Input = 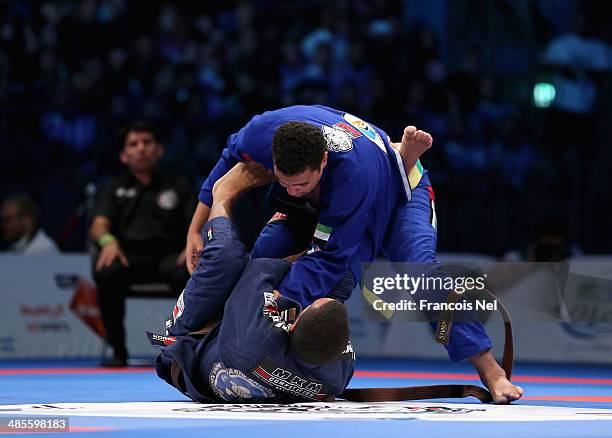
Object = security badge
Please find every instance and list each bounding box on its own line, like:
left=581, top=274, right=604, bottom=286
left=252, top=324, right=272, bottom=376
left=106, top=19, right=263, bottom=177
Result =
left=157, top=189, right=178, bottom=210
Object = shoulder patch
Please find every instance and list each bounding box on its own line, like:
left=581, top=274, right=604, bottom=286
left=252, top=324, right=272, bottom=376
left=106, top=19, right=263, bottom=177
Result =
left=321, top=125, right=353, bottom=152
left=342, top=113, right=387, bottom=154
left=210, top=362, right=275, bottom=402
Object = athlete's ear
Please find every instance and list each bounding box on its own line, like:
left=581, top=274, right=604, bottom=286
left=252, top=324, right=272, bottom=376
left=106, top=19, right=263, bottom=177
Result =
left=321, top=151, right=328, bottom=170
left=290, top=307, right=306, bottom=332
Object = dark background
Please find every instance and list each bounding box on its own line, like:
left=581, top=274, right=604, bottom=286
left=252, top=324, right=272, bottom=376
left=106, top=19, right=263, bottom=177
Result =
left=1, top=0, right=610, bottom=256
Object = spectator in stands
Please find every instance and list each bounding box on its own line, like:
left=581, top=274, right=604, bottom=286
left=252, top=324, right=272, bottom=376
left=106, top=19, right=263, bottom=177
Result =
left=502, top=218, right=581, bottom=262
left=90, top=121, right=195, bottom=367
left=1, top=193, right=60, bottom=254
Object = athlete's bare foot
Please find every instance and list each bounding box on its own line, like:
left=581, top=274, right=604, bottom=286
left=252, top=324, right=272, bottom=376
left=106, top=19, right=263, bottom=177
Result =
left=483, top=373, right=524, bottom=404
left=469, top=350, right=524, bottom=404
left=212, top=162, right=275, bottom=202
left=392, top=126, right=433, bottom=172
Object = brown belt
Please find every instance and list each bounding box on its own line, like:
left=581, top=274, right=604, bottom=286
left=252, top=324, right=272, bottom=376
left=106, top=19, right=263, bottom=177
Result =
left=339, top=287, right=513, bottom=403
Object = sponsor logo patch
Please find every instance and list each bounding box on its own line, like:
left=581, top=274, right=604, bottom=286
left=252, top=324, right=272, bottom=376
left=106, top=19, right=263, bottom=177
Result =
left=342, top=113, right=387, bottom=154
left=252, top=358, right=332, bottom=401
left=172, top=292, right=185, bottom=322
left=146, top=331, right=177, bottom=347
left=321, top=125, right=353, bottom=152
left=333, top=122, right=363, bottom=139
left=262, top=292, right=292, bottom=333
left=210, top=362, right=275, bottom=402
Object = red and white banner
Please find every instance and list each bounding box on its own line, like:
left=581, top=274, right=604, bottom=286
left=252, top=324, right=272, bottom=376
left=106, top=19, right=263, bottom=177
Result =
left=0, top=254, right=173, bottom=358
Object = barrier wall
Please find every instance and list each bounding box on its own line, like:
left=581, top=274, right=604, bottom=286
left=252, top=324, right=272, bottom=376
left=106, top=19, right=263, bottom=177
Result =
left=0, top=254, right=173, bottom=359
left=347, top=254, right=612, bottom=364
left=1, top=253, right=611, bottom=364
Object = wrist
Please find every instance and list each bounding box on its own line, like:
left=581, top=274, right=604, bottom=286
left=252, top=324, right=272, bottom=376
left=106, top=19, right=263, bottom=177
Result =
left=98, top=232, right=117, bottom=248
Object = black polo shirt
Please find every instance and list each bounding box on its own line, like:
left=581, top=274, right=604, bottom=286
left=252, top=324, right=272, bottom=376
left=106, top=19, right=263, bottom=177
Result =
left=93, top=170, right=196, bottom=256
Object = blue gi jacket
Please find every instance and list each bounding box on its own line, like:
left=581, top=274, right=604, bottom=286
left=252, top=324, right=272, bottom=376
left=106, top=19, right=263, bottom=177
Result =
left=199, top=105, right=412, bottom=306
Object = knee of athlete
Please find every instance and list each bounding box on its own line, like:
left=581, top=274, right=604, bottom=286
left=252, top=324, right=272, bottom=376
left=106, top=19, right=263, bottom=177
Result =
left=200, top=242, right=248, bottom=274
left=251, top=222, right=296, bottom=259
left=289, top=298, right=349, bottom=365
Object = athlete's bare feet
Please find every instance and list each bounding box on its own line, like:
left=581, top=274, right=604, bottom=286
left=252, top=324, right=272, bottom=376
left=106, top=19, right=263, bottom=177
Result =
left=483, top=373, right=524, bottom=404
left=212, top=162, right=275, bottom=202
left=392, top=126, right=433, bottom=172
left=469, top=350, right=524, bottom=404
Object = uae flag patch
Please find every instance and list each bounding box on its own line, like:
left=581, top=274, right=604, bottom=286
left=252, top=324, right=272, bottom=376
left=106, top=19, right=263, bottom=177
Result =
left=313, top=223, right=332, bottom=245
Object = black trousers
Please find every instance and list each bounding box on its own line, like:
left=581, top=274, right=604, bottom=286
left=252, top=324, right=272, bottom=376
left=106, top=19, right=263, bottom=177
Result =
left=93, top=252, right=189, bottom=357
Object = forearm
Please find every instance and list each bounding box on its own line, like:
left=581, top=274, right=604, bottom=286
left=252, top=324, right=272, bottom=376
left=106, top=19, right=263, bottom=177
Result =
left=278, top=254, right=350, bottom=306
left=188, top=201, right=211, bottom=235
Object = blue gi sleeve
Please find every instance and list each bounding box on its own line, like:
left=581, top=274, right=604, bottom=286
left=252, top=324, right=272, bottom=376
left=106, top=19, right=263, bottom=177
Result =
left=198, top=135, right=242, bottom=206
left=167, top=217, right=248, bottom=336
left=277, top=168, right=374, bottom=306
left=198, top=114, right=276, bottom=206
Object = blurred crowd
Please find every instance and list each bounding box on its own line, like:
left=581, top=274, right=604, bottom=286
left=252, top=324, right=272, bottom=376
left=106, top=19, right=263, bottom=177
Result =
left=1, top=0, right=611, bottom=256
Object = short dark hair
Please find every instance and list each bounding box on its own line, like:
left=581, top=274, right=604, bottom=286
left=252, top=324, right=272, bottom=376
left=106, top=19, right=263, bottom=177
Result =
left=118, top=120, right=160, bottom=145
left=272, top=121, right=326, bottom=175
left=290, top=299, right=349, bottom=365
left=3, top=193, right=39, bottom=223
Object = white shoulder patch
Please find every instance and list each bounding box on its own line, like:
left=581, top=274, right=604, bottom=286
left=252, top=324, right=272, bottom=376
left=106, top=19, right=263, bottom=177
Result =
left=321, top=125, right=353, bottom=152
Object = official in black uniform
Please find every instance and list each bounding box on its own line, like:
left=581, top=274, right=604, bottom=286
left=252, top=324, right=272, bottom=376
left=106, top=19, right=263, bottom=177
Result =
left=90, top=121, right=195, bottom=366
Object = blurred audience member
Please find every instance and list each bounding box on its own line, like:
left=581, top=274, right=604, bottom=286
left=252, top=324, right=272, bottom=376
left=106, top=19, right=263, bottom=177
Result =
left=0, top=0, right=609, bottom=255
left=502, top=218, right=582, bottom=262
left=1, top=193, right=59, bottom=254
left=90, top=121, right=195, bottom=367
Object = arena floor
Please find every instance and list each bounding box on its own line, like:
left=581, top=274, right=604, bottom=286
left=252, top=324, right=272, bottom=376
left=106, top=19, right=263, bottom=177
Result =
left=1, top=358, right=611, bottom=437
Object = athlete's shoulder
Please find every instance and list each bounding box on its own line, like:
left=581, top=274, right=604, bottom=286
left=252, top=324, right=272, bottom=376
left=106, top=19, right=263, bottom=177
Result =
left=256, top=105, right=347, bottom=123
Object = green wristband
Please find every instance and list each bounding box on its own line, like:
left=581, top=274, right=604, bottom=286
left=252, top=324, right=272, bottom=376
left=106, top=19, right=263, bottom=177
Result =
left=98, top=233, right=117, bottom=247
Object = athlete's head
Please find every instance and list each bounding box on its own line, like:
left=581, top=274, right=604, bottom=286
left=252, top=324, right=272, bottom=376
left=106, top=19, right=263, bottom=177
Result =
left=119, top=121, right=164, bottom=174
left=272, top=122, right=328, bottom=197
left=289, top=298, right=349, bottom=365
